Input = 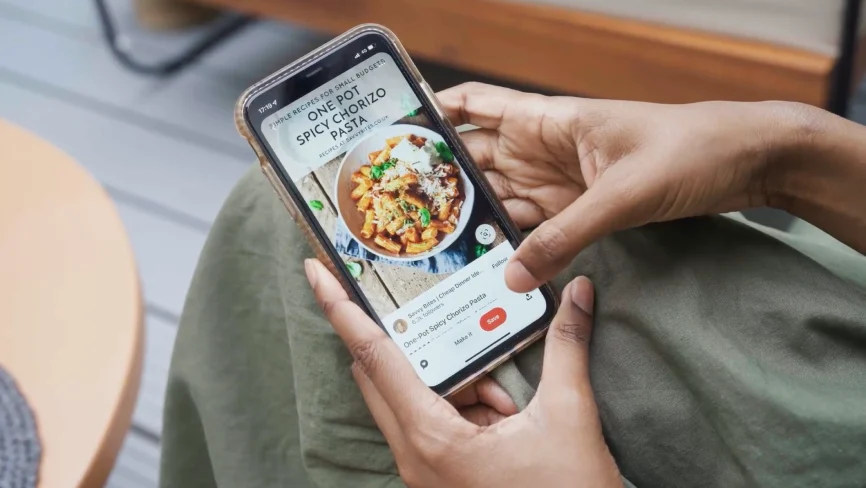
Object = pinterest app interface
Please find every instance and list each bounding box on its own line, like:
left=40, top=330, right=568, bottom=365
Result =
left=259, top=50, right=546, bottom=386
left=381, top=243, right=547, bottom=386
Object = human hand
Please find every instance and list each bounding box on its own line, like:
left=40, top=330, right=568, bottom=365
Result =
left=304, top=258, right=621, bottom=488
left=446, top=374, right=518, bottom=427
left=438, top=83, right=805, bottom=292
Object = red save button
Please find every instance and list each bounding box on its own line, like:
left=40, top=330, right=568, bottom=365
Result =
left=480, top=307, right=507, bottom=331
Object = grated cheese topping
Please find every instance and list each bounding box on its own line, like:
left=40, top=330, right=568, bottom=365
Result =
left=369, top=136, right=458, bottom=224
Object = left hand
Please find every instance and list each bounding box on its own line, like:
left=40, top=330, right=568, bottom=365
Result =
left=304, top=258, right=621, bottom=488
left=437, top=83, right=799, bottom=293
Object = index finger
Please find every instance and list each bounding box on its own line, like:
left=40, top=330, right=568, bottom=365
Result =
left=437, top=82, right=525, bottom=129
left=304, top=259, right=442, bottom=425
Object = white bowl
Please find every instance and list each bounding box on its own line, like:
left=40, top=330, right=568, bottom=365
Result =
left=334, top=124, right=475, bottom=262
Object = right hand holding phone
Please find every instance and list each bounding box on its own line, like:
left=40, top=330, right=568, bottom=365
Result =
left=437, top=83, right=804, bottom=293
left=304, top=258, right=622, bottom=487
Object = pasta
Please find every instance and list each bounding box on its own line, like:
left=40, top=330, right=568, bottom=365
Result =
left=348, top=133, right=463, bottom=256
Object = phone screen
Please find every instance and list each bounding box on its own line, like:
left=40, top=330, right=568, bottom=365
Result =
left=245, top=31, right=554, bottom=392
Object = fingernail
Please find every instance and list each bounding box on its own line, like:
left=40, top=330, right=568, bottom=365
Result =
left=505, top=258, right=538, bottom=292
left=569, top=276, right=594, bottom=315
left=304, top=258, right=317, bottom=287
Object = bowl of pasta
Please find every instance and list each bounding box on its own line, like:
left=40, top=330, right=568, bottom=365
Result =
left=334, top=124, right=475, bottom=261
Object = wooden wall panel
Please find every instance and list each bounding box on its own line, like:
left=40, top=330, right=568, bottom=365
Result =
left=197, top=0, right=835, bottom=106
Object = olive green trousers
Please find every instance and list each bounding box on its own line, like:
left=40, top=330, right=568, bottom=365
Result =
left=160, top=166, right=866, bottom=488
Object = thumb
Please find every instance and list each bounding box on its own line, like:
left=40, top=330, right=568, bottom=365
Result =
left=505, top=181, right=634, bottom=293
left=533, top=276, right=622, bottom=485
left=537, top=276, right=595, bottom=394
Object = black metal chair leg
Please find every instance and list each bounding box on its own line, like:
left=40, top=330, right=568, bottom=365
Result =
left=828, top=0, right=863, bottom=117
left=93, top=0, right=253, bottom=76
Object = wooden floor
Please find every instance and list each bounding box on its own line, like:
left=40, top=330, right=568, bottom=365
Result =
left=0, top=1, right=863, bottom=486
left=0, top=1, right=328, bottom=485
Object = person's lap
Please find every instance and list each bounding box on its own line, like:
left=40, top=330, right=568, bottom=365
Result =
left=160, top=166, right=866, bottom=488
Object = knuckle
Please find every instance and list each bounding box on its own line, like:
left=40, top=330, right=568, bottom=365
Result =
left=577, top=133, right=606, bottom=177
left=553, top=318, right=592, bottom=347
left=349, top=337, right=387, bottom=378
left=531, top=223, right=570, bottom=263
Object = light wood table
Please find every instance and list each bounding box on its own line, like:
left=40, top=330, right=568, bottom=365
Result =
left=0, top=120, right=143, bottom=487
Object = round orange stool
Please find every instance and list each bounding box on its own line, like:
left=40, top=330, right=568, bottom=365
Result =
left=0, top=120, right=143, bottom=487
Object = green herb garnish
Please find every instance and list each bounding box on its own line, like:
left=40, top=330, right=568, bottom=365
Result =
left=398, top=199, right=418, bottom=212
left=474, top=243, right=489, bottom=258
left=434, top=141, right=454, bottom=162
left=370, top=160, right=395, bottom=180
left=345, top=262, right=363, bottom=279
left=419, top=208, right=431, bottom=228
left=308, top=200, right=324, bottom=210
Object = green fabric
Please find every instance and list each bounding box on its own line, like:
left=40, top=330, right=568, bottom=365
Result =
left=725, top=212, right=866, bottom=290
left=160, top=166, right=866, bottom=488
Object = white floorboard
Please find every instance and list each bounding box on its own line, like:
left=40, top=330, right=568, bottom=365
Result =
left=105, top=430, right=161, bottom=488
left=195, top=18, right=325, bottom=78
left=0, top=0, right=249, bottom=73
left=0, top=9, right=254, bottom=154
left=0, top=77, right=248, bottom=225
left=0, top=13, right=157, bottom=106
left=133, top=313, right=178, bottom=437
left=0, top=0, right=97, bottom=32
left=116, top=201, right=207, bottom=316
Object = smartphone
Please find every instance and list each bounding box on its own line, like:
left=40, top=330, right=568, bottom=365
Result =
left=236, top=24, right=557, bottom=396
